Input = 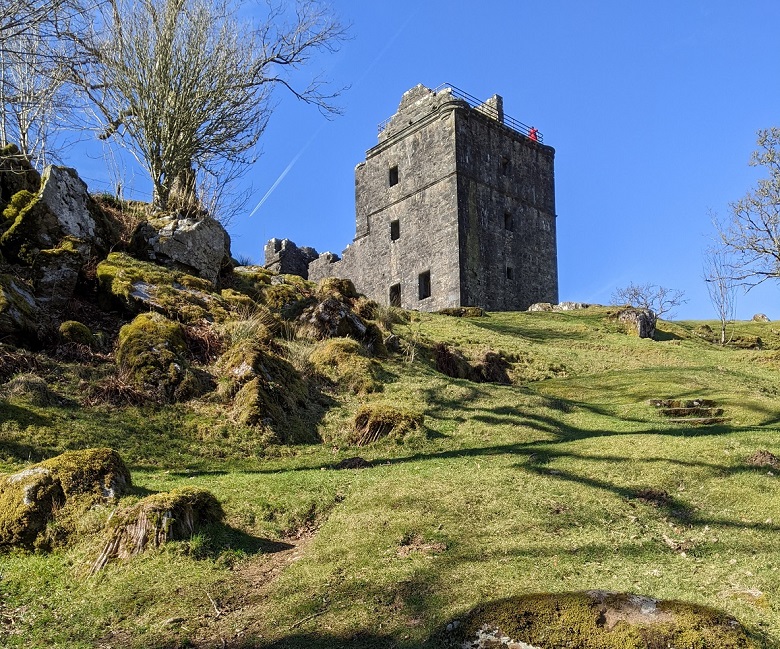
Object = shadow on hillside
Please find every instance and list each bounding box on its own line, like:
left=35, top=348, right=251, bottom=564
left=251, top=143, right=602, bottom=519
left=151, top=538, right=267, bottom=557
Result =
left=215, top=633, right=421, bottom=649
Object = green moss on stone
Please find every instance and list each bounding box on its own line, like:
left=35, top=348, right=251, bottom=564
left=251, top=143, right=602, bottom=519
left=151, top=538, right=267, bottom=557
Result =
left=117, top=312, right=209, bottom=401
left=0, top=448, right=130, bottom=550
left=97, top=252, right=230, bottom=322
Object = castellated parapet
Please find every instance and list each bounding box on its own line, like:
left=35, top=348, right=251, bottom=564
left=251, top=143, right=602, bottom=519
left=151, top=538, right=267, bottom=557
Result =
left=266, top=83, right=558, bottom=311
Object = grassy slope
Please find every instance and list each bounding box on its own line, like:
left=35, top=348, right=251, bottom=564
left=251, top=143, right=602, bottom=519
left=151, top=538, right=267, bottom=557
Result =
left=2, top=308, right=780, bottom=648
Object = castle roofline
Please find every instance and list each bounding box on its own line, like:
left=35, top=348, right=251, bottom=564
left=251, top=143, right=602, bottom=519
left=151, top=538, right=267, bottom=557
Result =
left=377, top=83, right=544, bottom=144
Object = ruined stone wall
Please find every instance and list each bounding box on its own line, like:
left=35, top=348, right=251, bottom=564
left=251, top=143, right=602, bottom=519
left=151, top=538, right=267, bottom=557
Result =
left=455, top=110, right=557, bottom=310
left=263, top=238, right=319, bottom=279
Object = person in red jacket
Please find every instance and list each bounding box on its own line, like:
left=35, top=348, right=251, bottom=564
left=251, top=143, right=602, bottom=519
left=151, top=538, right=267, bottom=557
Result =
left=528, top=126, right=538, bottom=141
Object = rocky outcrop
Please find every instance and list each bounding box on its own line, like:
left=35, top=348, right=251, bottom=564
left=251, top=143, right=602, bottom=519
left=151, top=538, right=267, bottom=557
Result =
left=752, top=313, right=770, bottom=322
left=264, top=238, right=319, bottom=279
left=129, top=213, right=231, bottom=283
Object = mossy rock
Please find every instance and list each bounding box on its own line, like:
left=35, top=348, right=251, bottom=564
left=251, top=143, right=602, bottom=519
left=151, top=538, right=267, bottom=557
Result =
left=230, top=265, right=274, bottom=302
left=351, top=404, right=424, bottom=446
left=436, top=591, right=759, bottom=648
left=0, top=189, right=59, bottom=263
left=438, top=306, right=486, bottom=317
left=0, top=144, right=40, bottom=215
left=0, top=448, right=130, bottom=551
left=316, top=277, right=359, bottom=301
left=117, top=312, right=212, bottom=402
left=59, top=320, right=95, bottom=346
left=309, top=337, right=384, bottom=394
left=0, top=274, right=41, bottom=346
left=97, top=252, right=231, bottom=323
left=93, top=487, right=223, bottom=571
left=217, top=339, right=321, bottom=444
left=262, top=274, right=317, bottom=318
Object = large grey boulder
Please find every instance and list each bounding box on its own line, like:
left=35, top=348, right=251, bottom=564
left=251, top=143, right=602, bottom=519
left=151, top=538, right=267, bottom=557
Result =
left=0, top=165, right=117, bottom=265
left=617, top=307, right=656, bottom=339
left=130, top=214, right=231, bottom=283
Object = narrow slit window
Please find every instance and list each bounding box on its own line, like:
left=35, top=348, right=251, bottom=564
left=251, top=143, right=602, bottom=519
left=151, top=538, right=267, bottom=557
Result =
left=389, top=283, right=401, bottom=307
left=389, top=165, right=399, bottom=187
left=390, top=219, right=400, bottom=241
left=500, top=156, right=510, bottom=175
left=418, top=271, right=431, bottom=300
left=504, top=212, right=514, bottom=232
left=506, top=266, right=514, bottom=280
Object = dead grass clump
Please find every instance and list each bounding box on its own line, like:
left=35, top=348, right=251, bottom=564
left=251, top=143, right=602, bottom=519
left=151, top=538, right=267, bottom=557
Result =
left=434, top=344, right=511, bottom=384
left=183, top=319, right=225, bottom=363
left=92, top=487, right=223, bottom=572
left=3, top=372, right=61, bottom=406
left=82, top=369, right=150, bottom=407
left=92, top=194, right=148, bottom=248
left=0, top=345, right=41, bottom=382
left=746, top=450, right=780, bottom=469
left=633, top=487, right=672, bottom=507
left=316, top=277, right=359, bottom=302
left=351, top=404, right=423, bottom=446
left=437, top=306, right=485, bottom=318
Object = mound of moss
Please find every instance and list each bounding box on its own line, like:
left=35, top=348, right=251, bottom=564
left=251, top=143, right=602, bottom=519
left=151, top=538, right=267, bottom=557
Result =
left=351, top=404, right=424, bottom=446
left=310, top=337, right=383, bottom=394
left=93, top=487, right=223, bottom=571
left=97, top=252, right=231, bottom=323
left=117, top=312, right=212, bottom=402
left=0, top=448, right=130, bottom=550
left=434, top=344, right=511, bottom=384
left=437, top=591, right=759, bottom=648
left=217, top=339, right=322, bottom=444
left=59, top=320, right=95, bottom=347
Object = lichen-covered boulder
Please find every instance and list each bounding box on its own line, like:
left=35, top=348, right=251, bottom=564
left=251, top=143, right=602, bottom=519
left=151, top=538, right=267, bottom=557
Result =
left=617, top=307, right=656, bottom=339
left=752, top=313, right=770, bottom=322
left=97, top=252, right=231, bottom=323
left=129, top=213, right=231, bottom=283
left=437, top=591, right=759, bottom=649
left=0, top=448, right=131, bottom=550
left=0, top=274, right=41, bottom=345
left=117, top=312, right=211, bottom=402
left=0, top=166, right=118, bottom=263
left=92, top=487, right=223, bottom=571
left=527, top=302, right=553, bottom=312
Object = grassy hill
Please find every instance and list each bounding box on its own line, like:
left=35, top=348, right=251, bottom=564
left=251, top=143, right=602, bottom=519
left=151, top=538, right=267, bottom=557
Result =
left=2, top=305, right=780, bottom=648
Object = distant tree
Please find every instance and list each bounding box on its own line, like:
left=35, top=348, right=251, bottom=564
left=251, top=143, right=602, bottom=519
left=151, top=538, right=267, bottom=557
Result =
left=66, top=0, right=346, bottom=213
left=703, top=245, right=737, bottom=345
left=610, top=282, right=687, bottom=319
left=715, top=128, right=780, bottom=286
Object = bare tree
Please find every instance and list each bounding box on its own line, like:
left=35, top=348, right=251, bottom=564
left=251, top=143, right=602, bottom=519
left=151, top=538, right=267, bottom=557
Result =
left=703, top=245, right=737, bottom=345
left=66, top=0, right=346, bottom=213
left=610, top=282, right=687, bottom=319
left=716, top=127, right=780, bottom=286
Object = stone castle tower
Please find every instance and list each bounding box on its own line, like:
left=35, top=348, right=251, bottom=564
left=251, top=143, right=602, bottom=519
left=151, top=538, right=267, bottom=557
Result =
left=265, top=83, right=558, bottom=311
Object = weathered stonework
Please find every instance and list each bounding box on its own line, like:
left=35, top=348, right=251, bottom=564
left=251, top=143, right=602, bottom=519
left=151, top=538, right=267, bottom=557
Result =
left=266, top=84, right=558, bottom=311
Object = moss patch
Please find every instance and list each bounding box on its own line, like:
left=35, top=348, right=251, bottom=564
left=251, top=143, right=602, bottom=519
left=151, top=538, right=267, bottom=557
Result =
left=310, top=337, right=384, bottom=394
left=117, top=312, right=212, bottom=402
left=97, top=252, right=231, bottom=322
left=59, top=320, right=95, bottom=346
left=216, top=339, right=322, bottom=444
left=438, top=591, right=759, bottom=648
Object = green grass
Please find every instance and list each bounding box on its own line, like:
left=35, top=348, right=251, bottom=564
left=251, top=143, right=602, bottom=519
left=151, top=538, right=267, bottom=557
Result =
left=2, top=309, right=780, bottom=647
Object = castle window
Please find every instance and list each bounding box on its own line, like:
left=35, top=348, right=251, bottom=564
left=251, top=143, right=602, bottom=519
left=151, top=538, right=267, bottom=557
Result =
left=501, top=156, right=510, bottom=175
left=389, top=283, right=401, bottom=307
left=506, top=266, right=514, bottom=280
left=418, top=271, right=431, bottom=300
left=389, top=165, right=399, bottom=187
left=504, top=212, right=514, bottom=232
left=390, top=219, right=400, bottom=241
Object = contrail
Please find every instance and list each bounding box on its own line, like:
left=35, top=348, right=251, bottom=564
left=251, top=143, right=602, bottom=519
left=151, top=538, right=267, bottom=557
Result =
left=248, top=7, right=420, bottom=218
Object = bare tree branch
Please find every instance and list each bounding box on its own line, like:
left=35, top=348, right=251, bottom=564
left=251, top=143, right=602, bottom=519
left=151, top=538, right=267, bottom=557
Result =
left=610, top=282, right=687, bottom=320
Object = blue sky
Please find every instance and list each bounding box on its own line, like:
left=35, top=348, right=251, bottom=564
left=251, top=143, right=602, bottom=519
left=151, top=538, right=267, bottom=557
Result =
left=73, top=1, right=780, bottom=320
